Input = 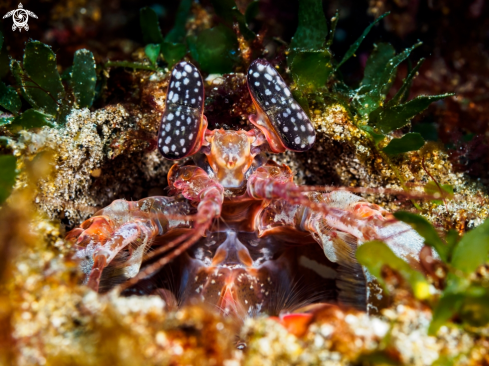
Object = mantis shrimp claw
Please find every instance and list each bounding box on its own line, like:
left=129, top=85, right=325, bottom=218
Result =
left=249, top=161, right=426, bottom=310
left=66, top=197, right=194, bottom=292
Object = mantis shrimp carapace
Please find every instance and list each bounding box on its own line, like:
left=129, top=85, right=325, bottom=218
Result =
left=66, top=60, right=426, bottom=319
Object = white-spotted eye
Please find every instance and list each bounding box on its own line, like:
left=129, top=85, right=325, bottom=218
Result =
left=247, top=59, right=316, bottom=152
left=158, top=61, right=205, bottom=160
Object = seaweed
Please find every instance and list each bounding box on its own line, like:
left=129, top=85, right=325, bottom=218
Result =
left=71, top=49, right=97, bottom=109
left=210, top=0, right=256, bottom=41
left=113, top=0, right=453, bottom=160
left=280, top=1, right=454, bottom=156
left=2, top=41, right=97, bottom=130
left=358, top=212, right=489, bottom=336
left=22, top=41, right=65, bottom=116
left=0, top=81, right=21, bottom=115
left=9, top=109, right=55, bottom=131
left=382, top=132, right=425, bottom=155
left=357, top=240, right=431, bottom=300
left=188, top=25, right=239, bottom=74
left=0, top=40, right=98, bottom=207
left=139, top=5, right=190, bottom=70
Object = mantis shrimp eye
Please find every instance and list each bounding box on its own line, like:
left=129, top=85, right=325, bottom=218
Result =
left=158, top=61, right=207, bottom=160
left=247, top=59, right=316, bottom=152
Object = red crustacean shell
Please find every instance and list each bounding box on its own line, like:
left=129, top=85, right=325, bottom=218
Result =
left=67, top=60, right=427, bottom=322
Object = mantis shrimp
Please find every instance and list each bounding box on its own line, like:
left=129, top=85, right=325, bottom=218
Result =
left=66, top=59, right=426, bottom=319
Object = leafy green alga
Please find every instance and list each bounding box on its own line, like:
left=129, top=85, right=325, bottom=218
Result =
left=72, top=49, right=97, bottom=108
left=369, top=94, right=454, bottom=134
left=372, top=211, right=489, bottom=335
left=382, top=133, right=425, bottom=155
left=357, top=240, right=431, bottom=300
left=188, top=25, right=239, bottom=74
left=9, top=109, right=55, bottom=131
left=22, top=41, right=65, bottom=116
left=0, top=81, right=21, bottom=115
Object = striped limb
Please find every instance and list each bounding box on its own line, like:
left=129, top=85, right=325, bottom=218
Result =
left=249, top=162, right=425, bottom=311
left=117, top=165, right=224, bottom=292
left=67, top=165, right=224, bottom=293
left=66, top=196, right=194, bottom=292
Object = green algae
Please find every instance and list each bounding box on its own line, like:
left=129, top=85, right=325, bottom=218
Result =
left=0, top=81, right=21, bottom=115
left=357, top=240, right=431, bottom=300
left=23, top=41, right=65, bottom=116
left=71, top=49, right=97, bottom=109
left=365, top=211, right=489, bottom=335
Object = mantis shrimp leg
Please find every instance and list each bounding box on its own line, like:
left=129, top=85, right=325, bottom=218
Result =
left=67, top=165, right=224, bottom=292
left=118, top=165, right=224, bottom=291
left=66, top=196, right=195, bottom=291
left=249, top=161, right=425, bottom=311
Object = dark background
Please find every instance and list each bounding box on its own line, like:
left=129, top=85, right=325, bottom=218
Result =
left=1, top=0, right=488, bottom=183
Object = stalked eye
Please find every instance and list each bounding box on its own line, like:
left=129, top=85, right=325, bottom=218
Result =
left=247, top=59, right=316, bottom=152
left=158, top=61, right=206, bottom=160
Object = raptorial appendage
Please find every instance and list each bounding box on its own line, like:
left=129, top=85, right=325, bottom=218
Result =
left=66, top=196, right=194, bottom=292
left=248, top=161, right=425, bottom=310
left=66, top=59, right=427, bottom=317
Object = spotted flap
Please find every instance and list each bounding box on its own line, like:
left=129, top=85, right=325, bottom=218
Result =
left=158, top=61, right=206, bottom=160
left=247, top=59, right=316, bottom=152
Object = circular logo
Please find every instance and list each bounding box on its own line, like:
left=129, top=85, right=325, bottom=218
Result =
left=3, top=3, right=38, bottom=32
